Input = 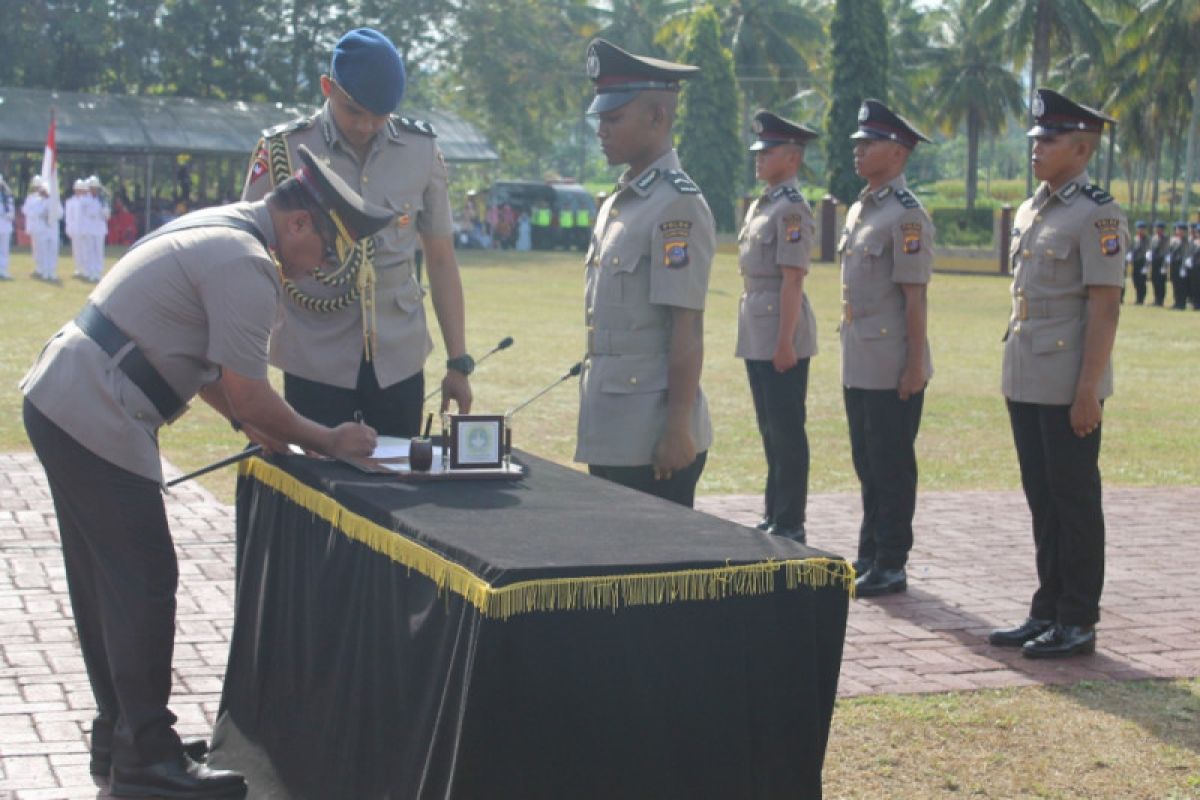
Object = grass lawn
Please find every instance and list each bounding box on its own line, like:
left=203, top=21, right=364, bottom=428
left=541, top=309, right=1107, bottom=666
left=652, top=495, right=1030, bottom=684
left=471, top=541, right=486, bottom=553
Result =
left=2, top=246, right=1198, bottom=797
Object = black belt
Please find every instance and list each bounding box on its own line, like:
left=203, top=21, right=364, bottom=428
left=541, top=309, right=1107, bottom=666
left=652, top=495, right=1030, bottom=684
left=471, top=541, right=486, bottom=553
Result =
left=75, top=303, right=185, bottom=421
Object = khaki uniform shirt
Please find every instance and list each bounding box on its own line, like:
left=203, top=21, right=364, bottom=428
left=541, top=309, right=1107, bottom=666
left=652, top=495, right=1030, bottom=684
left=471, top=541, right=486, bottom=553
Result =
left=574, top=150, right=715, bottom=466
left=838, top=175, right=934, bottom=390
left=1003, top=171, right=1128, bottom=405
left=242, top=104, right=454, bottom=389
left=21, top=203, right=280, bottom=482
left=735, top=178, right=818, bottom=361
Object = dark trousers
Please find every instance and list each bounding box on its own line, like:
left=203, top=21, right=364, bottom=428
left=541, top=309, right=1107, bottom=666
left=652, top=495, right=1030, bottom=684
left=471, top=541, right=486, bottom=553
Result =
left=745, top=358, right=810, bottom=530
left=1006, top=400, right=1105, bottom=626
left=843, top=387, right=924, bottom=570
left=1131, top=263, right=1147, bottom=304
left=1191, top=262, right=1200, bottom=310
left=1151, top=261, right=1168, bottom=305
left=1170, top=265, right=1189, bottom=309
left=588, top=451, right=707, bottom=508
left=23, top=399, right=183, bottom=767
left=285, top=356, right=424, bottom=437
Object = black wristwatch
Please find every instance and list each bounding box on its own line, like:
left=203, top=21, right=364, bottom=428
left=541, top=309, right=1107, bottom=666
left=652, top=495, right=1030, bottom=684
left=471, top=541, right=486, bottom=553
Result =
left=446, top=354, right=475, bottom=376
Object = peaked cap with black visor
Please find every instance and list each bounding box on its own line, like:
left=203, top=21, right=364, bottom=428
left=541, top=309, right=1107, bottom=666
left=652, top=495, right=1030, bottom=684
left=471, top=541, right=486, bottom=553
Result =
left=1026, top=88, right=1115, bottom=138
left=749, top=109, right=819, bottom=151
left=292, top=144, right=393, bottom=251
left=586, top=38, right=699, bottom=115
left=850, top=99, right=930, bottom=149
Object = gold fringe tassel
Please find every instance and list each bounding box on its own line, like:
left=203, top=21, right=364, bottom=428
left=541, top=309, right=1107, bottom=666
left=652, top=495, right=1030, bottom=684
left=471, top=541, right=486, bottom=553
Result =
left=240, top=458, right=855, bottom=620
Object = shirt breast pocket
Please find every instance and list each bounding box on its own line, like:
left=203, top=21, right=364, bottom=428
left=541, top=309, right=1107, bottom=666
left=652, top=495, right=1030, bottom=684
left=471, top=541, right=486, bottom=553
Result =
left=378, top=191, right=424, bottom=252
left=1037, top=235, right=1078, bottom=285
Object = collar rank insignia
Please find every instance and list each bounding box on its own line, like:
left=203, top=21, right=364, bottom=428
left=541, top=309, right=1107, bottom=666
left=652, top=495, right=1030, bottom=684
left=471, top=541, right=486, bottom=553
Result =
left=875, top=185, right=892, bottom=201
left=660, top=220, right=692, bottom=268
left=1095, top=218, right=1121, bottom=256
left=665, top=170, right=700, bottom=194
left=635, top=169, right=660, bottom=192
left=1060, top=182, right=1080, bottom=201
left=1081, top=184, right=1113, bottom=205
left=894, top=188, right=919, bottom=209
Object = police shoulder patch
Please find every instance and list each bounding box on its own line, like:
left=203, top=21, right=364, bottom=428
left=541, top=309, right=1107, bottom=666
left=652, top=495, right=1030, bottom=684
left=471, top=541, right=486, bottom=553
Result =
left=1080, top=183, right=1113, bottom=205
left=390, top=115, right=438, bottom=138
left=262, top=114, right=315, bottom=139
left=664, top=170, right=701, bottom=194
left=894, top=188, right=920, bottom=209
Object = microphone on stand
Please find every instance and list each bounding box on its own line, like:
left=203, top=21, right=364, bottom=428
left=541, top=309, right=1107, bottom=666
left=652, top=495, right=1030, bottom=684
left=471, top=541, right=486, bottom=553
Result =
left=502, top=362, right=582, bottom=463
left=424, top=335, right=515, bottom=403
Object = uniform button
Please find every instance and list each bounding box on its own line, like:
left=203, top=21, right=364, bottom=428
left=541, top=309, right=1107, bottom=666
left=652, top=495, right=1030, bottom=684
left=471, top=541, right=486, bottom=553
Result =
left=1046, top=248, right=1055, bottom=257
left=610, top=208, right=619, bottom=218
left=766, top=305, right=773, bottom=312
left=1034, top=215, right=1042, bottom=223
left=630, top=376, right=638, bottom=385
left=1016, top=287, right=1025, bottom=296
left=1023, top=249, right=1032, bottom=258
left=135, top=411, right=146, bottom=420
left=611, top=256, right=619, bottom=266
left=842, top=284, right=848, bottom=290
left=880, top=328, right=888, bottom=335
left=1013, top=324, right=1022, bottom=334
left=362, top=175, right=369, bottom=184
left=1056, top=339, right=1065, bottom=348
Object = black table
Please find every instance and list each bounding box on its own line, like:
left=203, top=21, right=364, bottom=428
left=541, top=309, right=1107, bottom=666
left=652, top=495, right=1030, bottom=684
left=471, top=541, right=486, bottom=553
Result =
left=211, top=452, right=850, bottom=799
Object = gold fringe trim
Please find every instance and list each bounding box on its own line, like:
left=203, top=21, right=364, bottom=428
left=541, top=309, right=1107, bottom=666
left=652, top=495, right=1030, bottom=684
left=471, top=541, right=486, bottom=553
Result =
left=240, top=457, right=855, bottom=620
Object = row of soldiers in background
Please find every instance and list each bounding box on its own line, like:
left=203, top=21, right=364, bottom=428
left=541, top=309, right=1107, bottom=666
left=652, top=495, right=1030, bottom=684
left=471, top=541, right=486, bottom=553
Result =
left=65, top=177, right=111, bottom=283
left=1128, top=220, right=1200, bottom=310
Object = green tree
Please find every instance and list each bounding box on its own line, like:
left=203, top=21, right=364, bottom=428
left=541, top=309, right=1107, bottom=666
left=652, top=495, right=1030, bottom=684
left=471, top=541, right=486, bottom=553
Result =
left=928, top=0, right=1024, bottom=209
left=978, top=0, right=1118, bottom=194
left=677, top=6, right=742, bottom=231
left=826, top=0, right=888, bottom=203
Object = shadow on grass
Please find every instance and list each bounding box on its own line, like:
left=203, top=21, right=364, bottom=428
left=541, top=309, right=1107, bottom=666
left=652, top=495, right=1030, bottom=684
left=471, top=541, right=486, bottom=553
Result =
left=1050, top=678, right=1200, bottom=757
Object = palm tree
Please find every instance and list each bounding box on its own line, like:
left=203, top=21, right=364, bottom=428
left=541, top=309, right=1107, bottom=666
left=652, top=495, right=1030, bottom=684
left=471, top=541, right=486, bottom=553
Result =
left=978, top=0, right=1119, bottom=193
left=928, top=0, right=1024, bottom=209
left=1112, top=0, right=1200, bottom=222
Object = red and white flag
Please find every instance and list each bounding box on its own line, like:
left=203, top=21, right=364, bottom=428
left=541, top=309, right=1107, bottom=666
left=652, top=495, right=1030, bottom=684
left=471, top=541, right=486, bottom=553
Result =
left=40, top=111, right=63, bottom=221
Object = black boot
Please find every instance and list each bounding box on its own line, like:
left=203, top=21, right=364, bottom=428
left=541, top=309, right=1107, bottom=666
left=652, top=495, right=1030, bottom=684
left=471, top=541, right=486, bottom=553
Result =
left=1022, top=624, right=1096, bottom=659
left=110, top=753, right=246, bottom=798
left=987, top=617, right=1053, bottom=647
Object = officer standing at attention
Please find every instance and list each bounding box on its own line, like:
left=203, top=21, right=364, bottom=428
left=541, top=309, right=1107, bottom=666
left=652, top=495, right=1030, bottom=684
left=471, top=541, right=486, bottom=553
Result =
left=1166, top=221, right=1189, bottom=309
left=1148, top=220, right=1168, bottom=306
left=65, top=178, right=87, bottom=279
left=1127, top=221, right=1149, bottom=304
left=988, top=89, right=1127, bottom=659
left=576, top=38, right=716, bottom=508
left=24, top=175, right=61, bottom=283
left=243, top=28, right=472, bottom=436
left=737, top=110, right=820, bottom=543
left=22, top=146, right=387, bottom=797
left=839, top=99, right=934, bottom=597
left=0, top=174, right=13, bottom=280
left=1189, top=223, right=1200, bottom=311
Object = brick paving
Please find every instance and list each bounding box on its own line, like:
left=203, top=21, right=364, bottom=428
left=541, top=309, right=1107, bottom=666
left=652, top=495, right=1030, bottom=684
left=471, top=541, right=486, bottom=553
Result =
left=2, top=449, right=1198, bottom=798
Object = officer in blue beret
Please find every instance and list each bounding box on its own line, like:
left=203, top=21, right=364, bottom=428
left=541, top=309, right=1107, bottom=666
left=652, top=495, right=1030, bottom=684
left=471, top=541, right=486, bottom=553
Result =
left=1167, top=221, right=1190, bottom=309
left=1148, top=220, right=1168, bottom=305
left=243, top=27, right=473, bottom=439
left=990, top=88, right=1128, bottom=659
left=839, top=99, right=935, bottom=597
left=1128, top=221, right=1149, bottom=304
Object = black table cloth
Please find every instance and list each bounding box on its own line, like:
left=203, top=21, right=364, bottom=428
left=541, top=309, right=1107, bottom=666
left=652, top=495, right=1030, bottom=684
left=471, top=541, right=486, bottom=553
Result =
left=211, top=452, right=850, bottom=800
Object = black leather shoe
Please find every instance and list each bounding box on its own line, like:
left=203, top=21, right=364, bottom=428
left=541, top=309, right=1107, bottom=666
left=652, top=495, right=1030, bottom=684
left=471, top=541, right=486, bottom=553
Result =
left=754, top=517, right=772, bottom=532
left=988, top=617, right=1054, bottom=647
left=851, top=559, right=872, bottom=577
left=91, top=738, right=209, bottom=778
left=110, top=754, right=245, bottom=798
left=1022, top=623, right=1096, bottom=659
left=855, top=567, right=907, bottom=597
left=768, top=524, right=806, bottom=544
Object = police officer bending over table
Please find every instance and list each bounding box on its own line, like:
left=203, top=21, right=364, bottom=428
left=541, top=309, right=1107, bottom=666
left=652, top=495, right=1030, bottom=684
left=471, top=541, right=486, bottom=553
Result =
left=839, top=100, right=935, bottom=598
left=575, top=38, right=716, bottom=508
left=21, top=146, right=387, bottom=798
left=989, top=89, right=1128, bottom=659
left=738, top=110, right=820, bottom=543
left=243, top=28, right=472, bottom=436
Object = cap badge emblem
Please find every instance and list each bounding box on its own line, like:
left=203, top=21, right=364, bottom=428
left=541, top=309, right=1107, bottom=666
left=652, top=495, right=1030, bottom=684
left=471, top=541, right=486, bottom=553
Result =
left=586, top=49, right=600, bottom=79
left=858, top=104, right=869, bottom=122
left=1032, top=95, right=1045, bottom=118
left=752, top=119, right=763, bottom=134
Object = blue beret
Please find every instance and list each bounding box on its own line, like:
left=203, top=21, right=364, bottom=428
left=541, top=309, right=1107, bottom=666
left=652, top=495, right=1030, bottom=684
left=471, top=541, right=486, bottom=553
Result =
left=330, top=28, right=405, bottom=115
